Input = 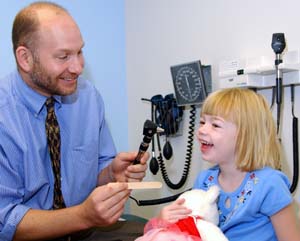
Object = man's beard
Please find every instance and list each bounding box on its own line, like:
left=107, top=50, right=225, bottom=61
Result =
left=29, top=59, right=77, bottom=96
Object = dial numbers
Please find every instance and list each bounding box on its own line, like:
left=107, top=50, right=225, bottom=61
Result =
left=171, top=61, right=207, bottom=106
left=175, top=66, right=202, bottom=102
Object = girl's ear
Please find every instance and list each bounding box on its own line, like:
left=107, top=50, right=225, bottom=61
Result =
left=15, top=46, right=34, bottom=72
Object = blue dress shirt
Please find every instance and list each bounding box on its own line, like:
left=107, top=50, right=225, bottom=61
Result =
left=0, top=70, right=116, bottom=240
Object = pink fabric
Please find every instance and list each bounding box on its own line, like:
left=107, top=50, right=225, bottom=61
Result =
left=135, top=218, right=202, bottom=241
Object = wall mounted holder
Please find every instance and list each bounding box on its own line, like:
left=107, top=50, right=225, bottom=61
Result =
left=219, top=50, right=300, bottom=89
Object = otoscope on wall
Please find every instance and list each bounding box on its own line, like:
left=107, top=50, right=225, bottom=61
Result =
left=271, top=33, right=299, bottom=193
left=271, top=33, right=286, bottom=133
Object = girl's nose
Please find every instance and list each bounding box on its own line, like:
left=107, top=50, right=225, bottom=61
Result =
left=197, top=123, right=209, bottom=136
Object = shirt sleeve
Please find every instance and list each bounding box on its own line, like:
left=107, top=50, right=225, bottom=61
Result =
left=0, top=143, right=29, bottom=241
left=94, top=89, right=117, bottom=173
left=97, top=117, right=116, bottom=171
left=259, top=170, right=292, bottom=217
left=0, top=205, right=30, bottom=241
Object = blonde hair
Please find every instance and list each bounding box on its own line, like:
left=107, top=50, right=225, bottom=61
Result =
left=201, top=88, right=281, bottom=171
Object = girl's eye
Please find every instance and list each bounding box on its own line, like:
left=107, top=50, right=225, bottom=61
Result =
left=212, top=123, right=221, bottom=128
left=199, top=120, right=205, bottom=126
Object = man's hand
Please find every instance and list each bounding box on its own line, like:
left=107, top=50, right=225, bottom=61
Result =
left=79, top=182, right=130, bottom=227
left=112, top=151, right=149, bottom=182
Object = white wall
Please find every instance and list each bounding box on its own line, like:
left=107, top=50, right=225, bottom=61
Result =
left=125, top=0, right=300, bottom=219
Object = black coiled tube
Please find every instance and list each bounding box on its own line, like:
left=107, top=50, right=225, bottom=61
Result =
left=157, top=105, right=196, bottom=189
left=129, top=188, right=192, bottom=206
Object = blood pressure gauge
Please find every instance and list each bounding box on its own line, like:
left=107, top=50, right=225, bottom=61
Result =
left=170, top=61, right=207, bottom=106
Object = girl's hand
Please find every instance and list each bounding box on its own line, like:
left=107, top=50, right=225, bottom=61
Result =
left=158, top=198, right=192, bottom=223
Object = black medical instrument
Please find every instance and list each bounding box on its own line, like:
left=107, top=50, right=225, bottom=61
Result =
left=163, top=139, right=173, bottom=160
left=157, top=99, right=195, bottom=189
left=131, top=61, right=210, bottom=206
left=142, top=94, right=194, bottom=190
left=155, top=94, right=175, bottom=160
left=156, top=104, right=195, bottom=190
left=130, top=188, right=192, bottom=206
left=162, top=95, right=174, bottom=160
left=154, top=61, right=210, bottom=189
left=129, top=98, right=195, bottom=204
left=270, top=86, right=276, bottom=110
left=141, top=95, right=187, bottom=181
left=129, top=116, right=191, bottom=206
left=270, top=34, right=299, bottom=193
left=289, top=85, right=299, bottom=193
left=133, top=119, right=164, bottom=165
left=151, top=60, right=212, bottom=189
left=271, top=33, right=286, bottom=133
left=149, top=101, right=159, bottom=174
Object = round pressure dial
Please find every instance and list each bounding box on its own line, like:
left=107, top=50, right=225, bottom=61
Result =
left=171, top=61, right=206, bottom=106
left=175, top=66, right=202, bottom=102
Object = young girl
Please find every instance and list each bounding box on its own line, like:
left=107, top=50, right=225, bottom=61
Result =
left=145, top=88, right=300, bottom=241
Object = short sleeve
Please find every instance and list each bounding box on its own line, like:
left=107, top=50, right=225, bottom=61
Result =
left=260, top=170, right=292, bottom=216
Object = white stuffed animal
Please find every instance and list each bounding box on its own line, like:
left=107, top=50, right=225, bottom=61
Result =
left=135, top=185, right=228, bottom=241
left=179, top=186, right=228, bottom=241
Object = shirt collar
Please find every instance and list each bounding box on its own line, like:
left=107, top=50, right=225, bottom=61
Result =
left=13, top=70, right=62, bottom=116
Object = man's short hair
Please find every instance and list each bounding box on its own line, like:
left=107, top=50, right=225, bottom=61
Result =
left=12, top=1, right=68, bottom=55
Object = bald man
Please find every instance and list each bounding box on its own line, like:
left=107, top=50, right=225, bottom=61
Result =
left=0, top=2, right=148, bottom=240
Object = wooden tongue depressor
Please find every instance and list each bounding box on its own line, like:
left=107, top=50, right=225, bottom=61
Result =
left=127, top=181, right=162, bottom=189
left=108, top=181, right=162, bottom=190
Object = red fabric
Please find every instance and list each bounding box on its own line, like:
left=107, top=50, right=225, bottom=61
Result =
left=175, top=216, right=201, bottom=238
left=139, top=217, right=202, bottom=241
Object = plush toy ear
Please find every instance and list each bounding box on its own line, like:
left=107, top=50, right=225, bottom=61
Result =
left=206, top=185, right=220, bottom=204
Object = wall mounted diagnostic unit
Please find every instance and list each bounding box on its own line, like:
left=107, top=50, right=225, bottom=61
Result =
left=218, top=50, right=300, bottom=89
left=148, top=60, right=211, bottom=190
left=130, top=61, right=212, bottom=206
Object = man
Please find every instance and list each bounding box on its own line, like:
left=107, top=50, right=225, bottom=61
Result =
left=0, top=2, right=148, bottom=240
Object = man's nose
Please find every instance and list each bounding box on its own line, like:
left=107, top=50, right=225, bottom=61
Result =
left=69, top=56, right=84, bottom=74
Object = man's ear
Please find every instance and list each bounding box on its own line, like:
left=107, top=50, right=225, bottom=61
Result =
left=15, top=46, right=34, bottom=72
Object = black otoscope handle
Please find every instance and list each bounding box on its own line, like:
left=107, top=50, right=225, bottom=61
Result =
left=133, top=135, right=152, bottom=165
left=132, top=119, right=162, bottom=165
left=275, top=58, right=283, bottom=105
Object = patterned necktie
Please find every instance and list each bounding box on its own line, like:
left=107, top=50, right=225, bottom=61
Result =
left=45, top=97, right=66, bottom=209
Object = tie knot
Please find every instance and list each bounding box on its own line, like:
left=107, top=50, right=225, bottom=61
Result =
left=45, top=97, right=55, bottom=111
